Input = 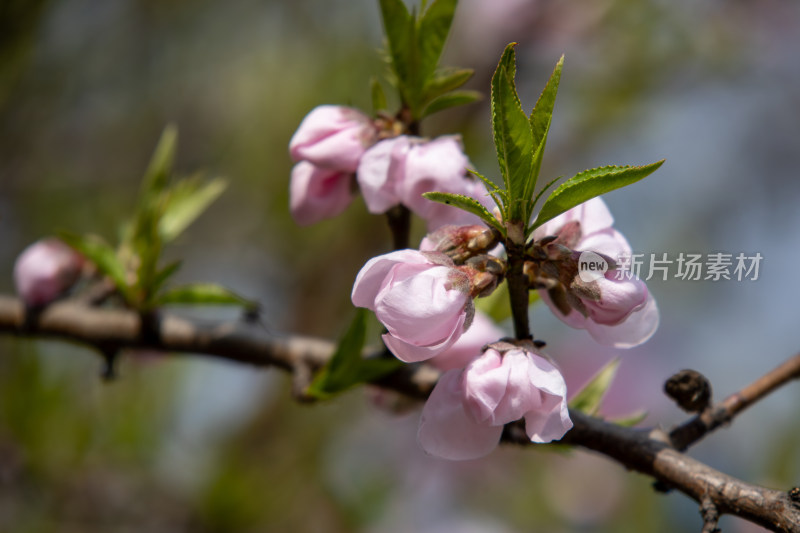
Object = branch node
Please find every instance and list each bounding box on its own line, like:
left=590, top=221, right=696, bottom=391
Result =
left=291, top=361, right=316, bottom=403
left=789, top=487, right=800, bottom=508
left=700, top=494, right=720, bottom=533
left=665, top=369, right=712, bottom=413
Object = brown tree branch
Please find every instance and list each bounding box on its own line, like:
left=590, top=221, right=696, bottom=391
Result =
left=669, top=354, right=800, bottom=451
left=1, top=294, right=799, bottom=531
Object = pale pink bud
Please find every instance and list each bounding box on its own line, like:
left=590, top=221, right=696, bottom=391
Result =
left=398, top=136, right=490, bottom=230
left=429, top=311, right=505, bottom=371
left=418, top=347, right=572, bottom=460
left=289, top=162, right=355, bottom=226
left=356, top=135, right=492, bottom=230
left=356, top=135, right=410, bottom=214
left=289, top=105, right=377, bottom=172
left=14, top=238, right=83, bottom=307
left=352, top=249, right=473, bottom=363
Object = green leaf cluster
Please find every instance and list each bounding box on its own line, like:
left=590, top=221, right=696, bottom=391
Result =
left=423, top=44, right=663, bottom=242
left=377, top=0, right=480, bottom=120
left=60, top=126, right=255, bottom=312
left=306, top=309, right=403, bottom=400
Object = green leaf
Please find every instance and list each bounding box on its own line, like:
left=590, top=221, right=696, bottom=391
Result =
left=307, top=309, right=402, bottom=400
left=532, top=161, right=665, bottom=230
left=371, top=77, right=388, bottom=113
left=128, top=125, right=180, bottom=303
left=422, top=191, right=504, bottom=234
left=156, top=282, right=256, bottom=310
left=491, top=43, right=534, bottom=221
left=159, top=176, right=227, bottom=242
left=150, top=260, right=182, bottom=298
left=531, top=175, right=562, bottom=211
left=422, top=67, right=474, bottom=101
left=379, top=0, right=415, bottom=96
left=141, top=124, right=178, bottom=202
left=528, top=56, right=563, bottom=189
left=469, top=169, right=507, bottom=212
left=569, top=358, right=620, bottom=416
left=59, top=232, right=133, bottom=303
left=417, top=0, right=457, bottom=82
left=421, top=90, right=481, bottom=118
left=611, top=411, right=648, bottom=427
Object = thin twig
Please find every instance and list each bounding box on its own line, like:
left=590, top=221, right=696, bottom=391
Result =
left=670, top=354, right=800, bottom=451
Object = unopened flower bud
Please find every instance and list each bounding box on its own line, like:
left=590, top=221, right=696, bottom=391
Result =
left=421, top=225, right=498, bottom=263
left=14, top=238, right=84, bottom=307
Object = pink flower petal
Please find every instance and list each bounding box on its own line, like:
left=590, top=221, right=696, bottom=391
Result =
left=430, top=312, right=504, bottom=371
left=351, top=250, right=432, bottom=309
left=289, top=105, right=375, bottom=172
left=375, top=265, right=468, bottom=345
left=417, top=370, right=504, bottom=460
left=289, top=162, right=354, bottom=226
left=584, top=291, right=659, bottom=348
left=357, top=137, right=410, bottom=213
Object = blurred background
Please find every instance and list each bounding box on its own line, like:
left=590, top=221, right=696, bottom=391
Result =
left=1, top=0, right=799, bottom=531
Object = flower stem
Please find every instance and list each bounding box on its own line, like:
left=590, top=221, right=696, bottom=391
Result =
left=386, top=205, right=411, bottom=250
left=505, top=243, right=531, bottom=340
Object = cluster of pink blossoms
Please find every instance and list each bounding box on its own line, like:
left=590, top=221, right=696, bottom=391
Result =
left=290, top=104, right=658, bottom=461
left=289, top=105, right=490, bottom=229
left=349, top=198, right=658, bottom=460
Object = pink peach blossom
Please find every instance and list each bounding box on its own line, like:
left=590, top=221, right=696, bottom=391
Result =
left=14, top=238, right=84, bottom=307
left=430, top=311, right=505, bottom=371
left=418, top=346, right=572, bottom=460
left=289, top=105, right=376, bottom=172
left=357, top=135, right=491, bottom=230
left=352, top=249, right=473, bottom=363
left=533, top=197, right=658, bottom=348
left=289, top=162, right=355, bottom=226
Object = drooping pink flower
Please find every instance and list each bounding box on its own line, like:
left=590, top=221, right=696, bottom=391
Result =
left=352, top=249, right=473, bottom=363
left=356, top=135, right=491, bottom=230
left=289, top=162, right=355, bottom=226
left=418, top=346, right=572, bottom=460
left=289, top=105, right=377, bottom=172
left=429, top=311, right=505, bottom=371
left=532, top=197, right=658, bottom=348
left=14, top=238, right=84, bottom=307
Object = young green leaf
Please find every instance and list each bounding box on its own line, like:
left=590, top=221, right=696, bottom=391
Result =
left=532, top=160, right=665, bottom=230
left=417, top=0, right=458, bottom=82
left=611, top=410, right=648, bottom=427
left=307, top=309, right=401, bottom=400
left=156, top=282, right=256, bottom=310
left=569, top=358, right=620, bottom=416
left=378, top=0, right=415, bottom=95
left=140, top=124, right=178, bottom=201
left=59, top=232, right=133, bottom=303
left=422, top=191, right=504, bottom=234
left=150, top=260, right=182, bottom=299
left=468, top=169, right=506, bottom=212
left=371, top=77, right=388, bottom=113
left=159, top=177, right=227, bottom=243
left=491, top=43, right=534, bottom=221
left=528, top=56, right=563, bottom=187
left=421, top=90, right=481, bottom=118
left=422, top=67, right=474, bottom=101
